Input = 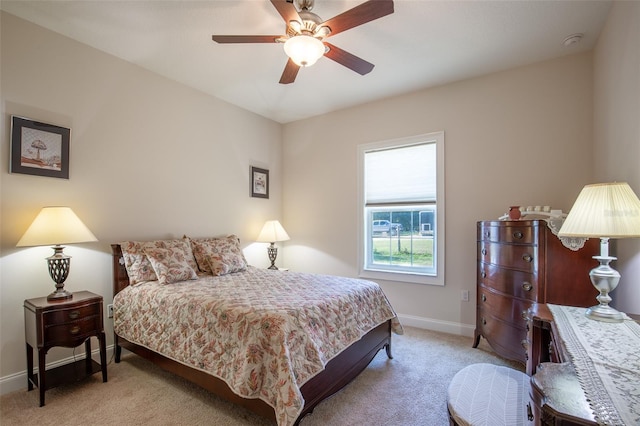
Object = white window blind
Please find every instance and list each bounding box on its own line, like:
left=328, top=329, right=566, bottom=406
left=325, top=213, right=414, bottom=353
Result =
left=365, top=143, right=436, bottom=205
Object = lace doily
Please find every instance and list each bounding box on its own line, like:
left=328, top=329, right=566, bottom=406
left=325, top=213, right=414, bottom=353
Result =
left=545, top=217, right=589, bottom=251
left=548, top=304, right=640, bottom=425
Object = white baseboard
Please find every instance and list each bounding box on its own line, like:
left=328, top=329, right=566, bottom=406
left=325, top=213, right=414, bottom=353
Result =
left=0, top=345, right=115, bottom=396
left=397, top=313, right=475, bottom=337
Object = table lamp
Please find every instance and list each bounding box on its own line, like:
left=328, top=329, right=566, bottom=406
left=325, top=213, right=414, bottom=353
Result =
left=257, top=220, right=290, bottom=270
left=559, top=182, right=640, bottom=322
left=17, top=207, right=98, bottom=301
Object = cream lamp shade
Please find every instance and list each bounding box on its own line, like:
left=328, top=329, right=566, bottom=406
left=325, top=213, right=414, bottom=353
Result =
left=257, top=220, right=290, bottom=270
left=257, top=220, right=291, bottom=243
left=17, top=206, right=98, bottom=301
left=558, top=182, right=640, bottom=239
left=558, top=182, right=640, bottom=322
left=283, top=35, right=325, bottom=67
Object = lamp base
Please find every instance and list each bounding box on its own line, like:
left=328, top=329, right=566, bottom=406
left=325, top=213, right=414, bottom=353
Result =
left=585, top=249, right=624, bottom=323
left=585, top=303, right=624, bottom=323
left=47, top=288, right=73, bottom=302
left=267, top=243, right=279, bottom=270
left=46, top=245, right=73, bottom=302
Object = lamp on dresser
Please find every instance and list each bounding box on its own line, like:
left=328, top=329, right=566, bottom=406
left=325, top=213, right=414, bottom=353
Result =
left=257, top=220, right=290, bottom=270
left=17, top=206, right=98, bottom=301
left=559, top=182, right=640, bottom=322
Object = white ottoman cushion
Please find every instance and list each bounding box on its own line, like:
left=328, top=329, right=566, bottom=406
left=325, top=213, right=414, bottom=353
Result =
left=447, top=363, right=532, bottom=426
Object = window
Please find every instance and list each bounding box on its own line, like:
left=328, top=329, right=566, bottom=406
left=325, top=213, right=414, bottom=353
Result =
left=358, top=132, right=444, bottom=285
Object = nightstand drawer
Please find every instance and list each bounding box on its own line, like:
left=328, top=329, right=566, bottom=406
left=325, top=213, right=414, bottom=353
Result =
left=42, top=302, right=100, bottom=325
left=44, top=315, right=101, bottom=345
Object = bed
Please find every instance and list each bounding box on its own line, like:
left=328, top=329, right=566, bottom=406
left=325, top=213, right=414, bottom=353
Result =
left=111, top=236, right=402, bottom=426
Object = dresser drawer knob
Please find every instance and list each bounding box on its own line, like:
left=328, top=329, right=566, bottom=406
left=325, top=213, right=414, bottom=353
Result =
left=521, top=310, right=529, bottom=320
left=521, top=339, right=529, bottom=350
left=522, top=282, right=533, bottom=291
left=484, top=231, right=490, bottom=239
left=513, top=231, right=524, bottom=239
left=69, top=326, right=81, bottom=335
left=482, top=318, right=487, bottom=325
left=480, top=271, right=486, bottom=278
left=481, top=294, right=487, bottom=302
left=481, top=248, right=487, bottom=256
left=522, top=254, right=533, bottom=262
left=68, top=310, right=80, bottom=320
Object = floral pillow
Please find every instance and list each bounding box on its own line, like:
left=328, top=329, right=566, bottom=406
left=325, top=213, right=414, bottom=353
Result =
left=188, top=235, right=248, bottom=274
left=120, top=238, right=197, bottom=284
left=144, top=247, right=198, bottom=284
left=207, top=251, right=248, bottom=276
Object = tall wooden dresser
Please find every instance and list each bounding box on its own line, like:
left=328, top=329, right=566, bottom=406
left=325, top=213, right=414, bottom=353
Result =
left=473, top=219, right=599, bottom=364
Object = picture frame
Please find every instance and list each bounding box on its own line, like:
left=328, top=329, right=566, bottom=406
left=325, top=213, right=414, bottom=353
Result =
left=10, top=116, right=70, bottom=179
left=251, top=166, right=269, bottom=199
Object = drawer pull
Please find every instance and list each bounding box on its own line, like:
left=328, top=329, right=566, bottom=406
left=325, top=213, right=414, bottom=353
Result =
left=481, top=248, right=487, bottom=256
left=481, top=294, right=487, bottom=302
left=521, top=310, right=528, bottom=320
left=484, top=231, right=490, bottom=239
left=527, top=402, right=534, bottom=421
left=69, top=326, right=81, bottom=335
left=522, top=254, right=533, bottom=262
left=521, top=339, right=529, bottom=350
left=68, top=310, right=80, bottom=320
left=522, top=282, right=533, bottom=292
left=480, top=270, right=486, bottom=278
left=513, top=231, right=524, bottom=239
left=482, top=318, right=487, bottom=325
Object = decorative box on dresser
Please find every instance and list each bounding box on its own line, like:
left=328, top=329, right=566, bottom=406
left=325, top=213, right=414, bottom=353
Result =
left=473, top=219, right=599, bottom=364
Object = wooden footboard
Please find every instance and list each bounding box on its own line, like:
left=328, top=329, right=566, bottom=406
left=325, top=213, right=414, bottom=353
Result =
left=111, top=244, right=392, bottom=424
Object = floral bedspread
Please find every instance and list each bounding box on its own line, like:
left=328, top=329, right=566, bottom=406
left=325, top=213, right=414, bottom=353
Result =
left=113, top=266, right=403, bottom=426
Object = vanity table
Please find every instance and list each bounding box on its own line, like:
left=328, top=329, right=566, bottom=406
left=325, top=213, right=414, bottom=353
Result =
left=527, top=303, right=640, bottom=425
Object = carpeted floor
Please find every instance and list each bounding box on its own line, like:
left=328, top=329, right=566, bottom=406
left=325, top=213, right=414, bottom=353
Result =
left=0, top=326, right=522, bottom=425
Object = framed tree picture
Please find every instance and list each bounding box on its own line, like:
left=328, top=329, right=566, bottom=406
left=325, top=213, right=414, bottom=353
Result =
left=10, top=116, right=70, bottom=179
left=251, top=166, right=269, bottom=199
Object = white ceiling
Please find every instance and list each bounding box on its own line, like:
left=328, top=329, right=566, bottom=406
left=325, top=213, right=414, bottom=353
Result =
left=1, top=0, right=612, bottom=123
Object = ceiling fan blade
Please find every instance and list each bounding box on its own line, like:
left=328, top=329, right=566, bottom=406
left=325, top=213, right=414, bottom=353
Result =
left=324, top=42, right=374, bottom=75
left=279, top=58, right=300, bottom=84
left=212, top=35, right=281, bottom=43
left=321, top=0, right=394, bottom=37
left=270, top=0, right=301, bottom=26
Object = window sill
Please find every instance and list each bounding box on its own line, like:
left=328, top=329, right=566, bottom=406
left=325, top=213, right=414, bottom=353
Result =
left=359, top=269, right=444, bottom=286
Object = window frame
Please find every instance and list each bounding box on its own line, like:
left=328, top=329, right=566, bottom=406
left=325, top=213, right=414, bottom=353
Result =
left=357, top=131, right=445, bottom=286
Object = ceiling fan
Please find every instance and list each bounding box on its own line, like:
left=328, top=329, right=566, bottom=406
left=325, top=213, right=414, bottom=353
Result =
left=212, top=0, right=394, bottom=84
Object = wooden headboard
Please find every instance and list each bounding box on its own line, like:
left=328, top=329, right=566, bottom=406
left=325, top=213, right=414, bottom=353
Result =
left=111, top=244, right=130, bottom=296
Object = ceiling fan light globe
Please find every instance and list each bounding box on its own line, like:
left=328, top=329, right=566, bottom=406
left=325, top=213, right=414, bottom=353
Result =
left=284, top=35, right=325, bottom=67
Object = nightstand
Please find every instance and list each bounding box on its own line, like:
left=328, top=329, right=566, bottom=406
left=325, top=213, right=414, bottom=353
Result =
left=24, top=290, right=107, bottom=406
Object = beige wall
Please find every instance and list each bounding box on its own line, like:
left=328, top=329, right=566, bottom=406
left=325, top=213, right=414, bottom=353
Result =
left=1, top=12, right=283, bottom=390
left=282, top=52, right=595, bottom=332
left=2, top=1, right=639, bottom=396
left=593, top=1, right=640, bottom=315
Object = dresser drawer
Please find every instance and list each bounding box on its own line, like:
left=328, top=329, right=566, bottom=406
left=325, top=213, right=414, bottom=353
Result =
left=478, top=242, right=537, bottom=272
left=478, top=262, right=538, bottom=300
left=42, top=302, right=100, bottom=325
left=477, top=313, right=528, bottom=362
left=478, top=287, right=533, bottom=326
left=44, top=315, right=101, bottom=346
left=478, top=224, right=536, bottom=244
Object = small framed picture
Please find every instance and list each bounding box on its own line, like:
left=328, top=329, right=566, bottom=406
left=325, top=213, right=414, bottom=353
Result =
left=10, top=116, right=70, bottom=179
left=251, top=166, right=269, bottom=199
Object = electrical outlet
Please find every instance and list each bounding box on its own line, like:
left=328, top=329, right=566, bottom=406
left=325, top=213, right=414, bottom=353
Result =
left=461, top=290, right=469, bottom=302
left=107, top=304, right=114, bottom=318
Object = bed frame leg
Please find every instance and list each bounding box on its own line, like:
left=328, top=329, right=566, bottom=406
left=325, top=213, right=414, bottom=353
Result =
left=114, top=334, right=122, bottom=363
left=385, top=342, right=393, bottom=359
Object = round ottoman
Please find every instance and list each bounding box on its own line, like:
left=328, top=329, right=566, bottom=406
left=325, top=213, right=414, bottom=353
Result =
left=447, top=363, right=533, bottom=426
